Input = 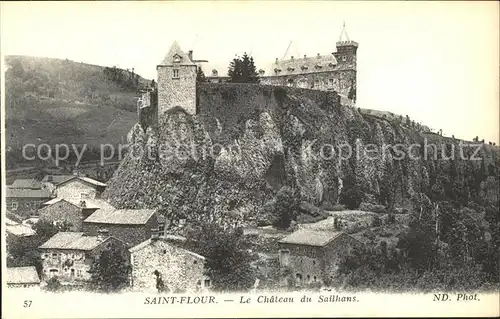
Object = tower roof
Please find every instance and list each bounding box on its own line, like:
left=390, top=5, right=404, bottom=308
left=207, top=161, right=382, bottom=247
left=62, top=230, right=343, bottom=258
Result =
left=336, top=22, right=358, bottom=48
left=159, top=40, right=195, bottom=66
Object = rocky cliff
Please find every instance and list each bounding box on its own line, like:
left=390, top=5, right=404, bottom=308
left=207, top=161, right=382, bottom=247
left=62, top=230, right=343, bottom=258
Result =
left=103, top=83, right=499, bottom=226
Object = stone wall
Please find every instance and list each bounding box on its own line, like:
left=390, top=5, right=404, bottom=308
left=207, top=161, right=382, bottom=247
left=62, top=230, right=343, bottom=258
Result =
left=260, top=69, right=355, bottom=97
left=6, top=197, right=50, bottom=218
left=322, top=233, right=362, bottom=277
left=83, top=216, right=158, bottom=247
left=157, top=66, right=197, bottom=117
left=130, top=239, right=209, bottom=292
left=38, top=200, right=84, bottom=231
left=56, top=179, right=98, bottom=201
left=278, top=242, right=325, bottom=286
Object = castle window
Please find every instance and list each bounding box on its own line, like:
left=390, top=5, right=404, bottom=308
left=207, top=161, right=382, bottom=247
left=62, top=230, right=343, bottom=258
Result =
left=328, top=79, right=334, bottom=86
left=313, top=276, right=317, bottom=282
left=342, top=56, right=347, bottom=62
left=172, top=69, right=180, bottom=79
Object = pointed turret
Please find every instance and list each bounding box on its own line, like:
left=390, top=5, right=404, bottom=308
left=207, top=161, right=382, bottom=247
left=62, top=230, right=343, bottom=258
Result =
left=158, top=40, right=195, bottom=67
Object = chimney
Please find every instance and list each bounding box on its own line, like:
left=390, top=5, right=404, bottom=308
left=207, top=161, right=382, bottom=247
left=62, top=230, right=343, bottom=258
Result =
left=79, top=200, right=86, bottom=208
left=151, top=228, right=160, bottom=241
left=188, top=50, right=193, bottom=61
left=317, top=53, right=321, bottom=58
left=97, top=229, right=109, bottom=241
left=275, top=58, right=278, bottom=64
left=304, top=55, right=307, bottom=59
left=291, top=56, right=294, bottom=60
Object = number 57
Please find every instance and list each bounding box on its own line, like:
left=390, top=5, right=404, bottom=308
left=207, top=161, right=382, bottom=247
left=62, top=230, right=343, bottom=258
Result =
left=23, top=300, right=32, bottom=308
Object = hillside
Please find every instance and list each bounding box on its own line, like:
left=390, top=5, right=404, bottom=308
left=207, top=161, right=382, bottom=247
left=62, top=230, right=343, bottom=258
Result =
left=4, top=55, right=151, bottom=148
left=103, top=83, right=500, bottom=228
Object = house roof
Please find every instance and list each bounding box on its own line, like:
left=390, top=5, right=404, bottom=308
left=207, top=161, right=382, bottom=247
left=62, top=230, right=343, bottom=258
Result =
left=6, top=217, right=18, bottom=226
left=6, top=224, right=36, bottom=237
left=279, top=229, right=343, bottom=247
left=10, top=179, right=43, bottom=189
left=159, top=40, right=195, bottom=66
left=6, top=210, right=24, bottom=223
left=129, top=237, right=204, bottom=260
left=84, top=209, right=156, bottom=225
left=39, top=232, right=115, bottom=251
left=41, top=175, right=75, bottom=185
left=6, top=187, right=52, bottom=198
left=41, top=175, right=106, bottom=187
left=6, top=266, right=40, bottom=285
left=41, top=197, right=115, bottom=211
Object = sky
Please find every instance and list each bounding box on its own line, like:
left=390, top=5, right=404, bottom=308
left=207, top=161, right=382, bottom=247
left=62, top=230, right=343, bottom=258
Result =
left=1, top=1, right=499, bottom=143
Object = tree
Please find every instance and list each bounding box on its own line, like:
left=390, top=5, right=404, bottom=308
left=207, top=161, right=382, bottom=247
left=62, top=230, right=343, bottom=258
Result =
left=185, top=222, right=256, bottom=292
left=339, top=175, right=364, bottom=210
left=33, top=219, right=72, bottom=242
left=88, top=243, right=131, bottom=293
left=228, top=53, right=260, bottom=83
left=271, top=186, right=300, bottom=230
left=196, top=66, right=206, bottom=83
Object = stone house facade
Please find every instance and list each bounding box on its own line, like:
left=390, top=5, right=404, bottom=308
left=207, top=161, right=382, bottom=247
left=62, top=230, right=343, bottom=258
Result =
left=42, top=175, right=107, bottom=202
left=5, top=187, right=53, bottom=218
left=157, top=40, right=197, bottom=117
left=129, top=235, right=210, bottom=293
left=83, top=209, right=159, bottom=247
left=38, top=232, right=128, bottom=284
left=278, top=229, right=362, bottom=287
left=37, top=199, right=103, bottom=231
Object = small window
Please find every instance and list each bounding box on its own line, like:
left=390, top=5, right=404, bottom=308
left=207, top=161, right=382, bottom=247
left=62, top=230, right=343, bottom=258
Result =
left=11, top=202, right=18, bottom=211
left=313, top=276, right=317, bottom=282
left=193, top=260, right=198, bottom=265
left=52, top=253, right=58, bottom=258
left=313, top=260, right=316, bottom=265
left=328, top=79, right=334, bottom=86
left=173, top=69, right=179, bottom=78
left=307, top=274, right=311, bottom=282
left=163, top=250, right=167, bottom=254
left=342, top=56, right=347, bottom=62
left=77, top=269, right=83, bottom=277
left=204, top=279, right=211, bottom=287
left=197, top=280, right=201, bottom=286
left=70, top=269, right=75, bottom=276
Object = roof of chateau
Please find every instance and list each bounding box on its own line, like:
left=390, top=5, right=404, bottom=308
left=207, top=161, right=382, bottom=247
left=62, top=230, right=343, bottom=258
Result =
left=279, top=229, right=344, bottom=247
left=159, top=40, right=195, bottom=66
left=6, top=266, right=40, bottom=285
left=260, top=54, right=339, bottom=77
left=84, top=208, right=157, bottom=225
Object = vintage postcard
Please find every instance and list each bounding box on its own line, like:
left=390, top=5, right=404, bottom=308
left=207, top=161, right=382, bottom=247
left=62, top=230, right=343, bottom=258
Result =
left=1, top=1, right=499, bottom=318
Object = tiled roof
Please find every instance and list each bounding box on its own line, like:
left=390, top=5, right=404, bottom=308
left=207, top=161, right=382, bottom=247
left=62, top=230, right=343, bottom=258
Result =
left=10, top=179, right=43, bottom=189
left=42, top=198, right=115, bottom=211
left=6, top=187, right=52, bottom=198
left=6, top=266, right=40, bottom=285
left=260, top=54, right=338, bottom=77
left=279, top=229, right=343, bottom=246
left=39, top=232, right=111, bottom=250
left=42, top=175, right=106, bottom=188
left=6, top=224, right=36, bottom=237
left=41, top=175, right=75, bottom=185
left=159, top=40, right=195, bottom=66
left=84, top=209, right=156, bottom=225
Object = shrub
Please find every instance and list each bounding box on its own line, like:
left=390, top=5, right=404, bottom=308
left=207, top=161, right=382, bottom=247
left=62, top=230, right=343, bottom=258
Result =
left=339, top=187, right=363, bottom=210
left=45, top=277, right=62, bottom=292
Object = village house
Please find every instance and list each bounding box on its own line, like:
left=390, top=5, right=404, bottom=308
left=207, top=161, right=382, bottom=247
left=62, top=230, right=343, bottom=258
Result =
left=38, top=198, right=115, bottom=231
left=41, top=174, right=107, bottom=201
left=129, top=231, right=210, bottom=292
left=6, top=266, right=41, bottom=288
left=83, top=208, right=161, bottom=247
left=278, top=229, right=362, bottom=287
left=6, top=186, right=53, bottom=218
left=38, top=231, right=128, bottom=284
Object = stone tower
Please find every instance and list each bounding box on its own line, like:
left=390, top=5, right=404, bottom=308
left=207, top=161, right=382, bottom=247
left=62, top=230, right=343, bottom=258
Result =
left=332, top=23, right=358, bottom=102
left=157, top=41, right=197, bottom=117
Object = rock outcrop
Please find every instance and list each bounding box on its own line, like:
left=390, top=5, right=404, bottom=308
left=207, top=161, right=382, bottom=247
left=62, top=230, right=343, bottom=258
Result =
left=103, top=84, right=500, bottom=227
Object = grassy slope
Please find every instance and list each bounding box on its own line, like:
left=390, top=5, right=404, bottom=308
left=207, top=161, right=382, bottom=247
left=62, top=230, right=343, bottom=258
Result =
left=4, top=55, right=150, bottom=147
